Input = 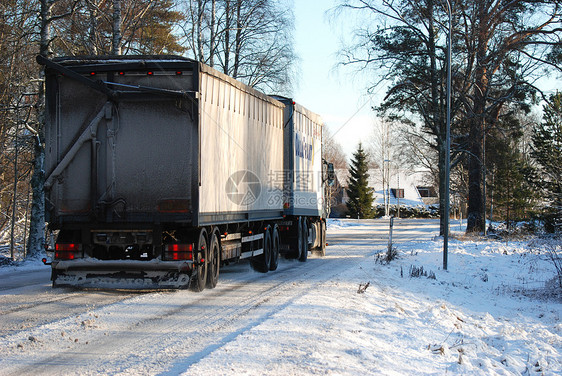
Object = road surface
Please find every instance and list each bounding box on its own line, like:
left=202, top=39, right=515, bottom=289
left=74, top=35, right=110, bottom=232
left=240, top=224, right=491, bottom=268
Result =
left=0, top=219, right=440, bottom=375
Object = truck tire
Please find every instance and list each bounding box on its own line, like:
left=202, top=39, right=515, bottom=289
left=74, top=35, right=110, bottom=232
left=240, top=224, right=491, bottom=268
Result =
left=287, top=217, right=303, bottom=259
left=298, top=218, right=308, bottom=262
left=269, top=224, right=280, bottom=271
left=190, top=228, right=208, bottom=292
left=206, top=230, right=220, bottom=289
left=251, top=225, right=271, bottom=273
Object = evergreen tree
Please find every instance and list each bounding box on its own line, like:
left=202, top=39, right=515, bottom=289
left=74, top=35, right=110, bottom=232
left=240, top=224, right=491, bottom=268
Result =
left=487, top=123, right=534, bottom=228
left=346, top=143, right=374, bottom=218
left=530, top=92, right=562, bottom=232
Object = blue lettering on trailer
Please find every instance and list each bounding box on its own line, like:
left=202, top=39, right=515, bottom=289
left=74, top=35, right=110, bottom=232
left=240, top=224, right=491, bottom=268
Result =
left=295, top=133, right=313, bottom=161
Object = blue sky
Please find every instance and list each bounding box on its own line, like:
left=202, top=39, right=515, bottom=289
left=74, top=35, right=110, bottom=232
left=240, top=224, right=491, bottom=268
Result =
left=292, top=0, right=381, bottom=159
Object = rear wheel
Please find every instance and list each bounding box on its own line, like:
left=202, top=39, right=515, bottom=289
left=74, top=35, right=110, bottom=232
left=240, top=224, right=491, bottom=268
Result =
left=251, top=226, right=271, bottom=273
left=206, top=230, right=220, bottom=289
left=190, top=228, right=208, bottom=292
left=269, top=224, right=280, bottom=271
left=290, top=217, right=304, bottom=259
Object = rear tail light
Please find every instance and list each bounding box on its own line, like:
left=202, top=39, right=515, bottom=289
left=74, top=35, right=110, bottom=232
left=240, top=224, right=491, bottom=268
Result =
left=164, top=244, right=193, bottom=261
left=55, top=243, right=82, bottom=260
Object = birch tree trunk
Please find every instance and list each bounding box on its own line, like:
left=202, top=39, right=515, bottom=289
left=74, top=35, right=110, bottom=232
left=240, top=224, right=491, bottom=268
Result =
left=27, top=0, right=51, bottom=257
left=112, top=0, right=121, bottom=55
left=87, top=0, right=98, bottom=55
left=196, top=0, right=204, bottom=61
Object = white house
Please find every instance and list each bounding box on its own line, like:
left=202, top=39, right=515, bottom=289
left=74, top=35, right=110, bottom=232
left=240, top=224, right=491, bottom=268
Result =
left=333, top=168, right=435, bottom=213
left=368, top=168, right=427, bottom=207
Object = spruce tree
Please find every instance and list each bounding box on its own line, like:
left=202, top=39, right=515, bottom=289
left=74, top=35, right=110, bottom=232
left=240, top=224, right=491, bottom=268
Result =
left=488, top=134, right=534, bottom=228
left=530, top=92, right=562, bottom=232
left=346, top=144, right=374, bottom=218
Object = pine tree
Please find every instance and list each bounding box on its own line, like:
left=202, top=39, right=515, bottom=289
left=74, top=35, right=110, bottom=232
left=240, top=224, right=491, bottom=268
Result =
left=488, top=131, right=534, bottom=228
left=530, top=92, right=562, bottom=232
left=346, top=143, right=374, bottom=218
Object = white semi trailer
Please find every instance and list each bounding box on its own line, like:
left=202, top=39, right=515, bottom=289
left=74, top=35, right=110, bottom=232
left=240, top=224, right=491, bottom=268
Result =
left=39, top=55, right=332, bottom=290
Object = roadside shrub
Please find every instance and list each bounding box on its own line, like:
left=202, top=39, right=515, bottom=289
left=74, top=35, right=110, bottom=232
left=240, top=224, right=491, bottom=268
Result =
left=375, top=247, right=398, bottom=264
left=408, top=265, right=437, bottom=279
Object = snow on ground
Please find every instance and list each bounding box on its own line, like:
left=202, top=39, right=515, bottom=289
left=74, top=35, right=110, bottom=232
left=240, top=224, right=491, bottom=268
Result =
left=1, top=219, right=561, bottom=375
left=186, top=220, right=562, bottom=375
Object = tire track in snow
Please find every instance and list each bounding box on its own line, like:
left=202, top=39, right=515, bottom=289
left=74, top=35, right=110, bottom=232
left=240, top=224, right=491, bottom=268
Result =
left=0, top=288, right=143, bottom=336
left=3, top=254, right=370, bottom=376
left=2, top=221, right=437, bottom=376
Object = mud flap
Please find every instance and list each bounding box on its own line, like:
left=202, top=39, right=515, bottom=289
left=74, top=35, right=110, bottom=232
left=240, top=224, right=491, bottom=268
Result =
left=52, top=270, right=192, bottom=289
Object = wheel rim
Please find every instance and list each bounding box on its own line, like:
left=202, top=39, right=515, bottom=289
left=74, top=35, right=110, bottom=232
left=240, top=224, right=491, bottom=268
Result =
left=192, top=229, right=208, bottom=291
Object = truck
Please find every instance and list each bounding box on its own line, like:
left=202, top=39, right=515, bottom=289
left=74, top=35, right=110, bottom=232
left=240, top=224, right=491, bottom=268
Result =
left=39, top=55, right=332, bottom=290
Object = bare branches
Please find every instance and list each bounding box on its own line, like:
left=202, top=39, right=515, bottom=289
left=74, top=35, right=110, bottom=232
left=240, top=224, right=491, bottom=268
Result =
left=177, top=0, right=296, bottom=94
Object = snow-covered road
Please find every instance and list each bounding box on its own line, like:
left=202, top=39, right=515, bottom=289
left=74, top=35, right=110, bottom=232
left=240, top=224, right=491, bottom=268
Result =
left=1, top=219, right=561, bottom=375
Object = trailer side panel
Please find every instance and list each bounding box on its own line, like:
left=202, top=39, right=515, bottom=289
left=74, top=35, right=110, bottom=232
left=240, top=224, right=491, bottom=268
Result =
left=198, top=66, right=285, bottom=225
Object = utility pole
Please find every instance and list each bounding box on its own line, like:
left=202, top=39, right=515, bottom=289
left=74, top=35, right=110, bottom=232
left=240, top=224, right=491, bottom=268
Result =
left=384, top=159, right=391, bottom=217
left=397, top=172, right=400, bottom=218
left=443, top=0, right=452, bottom=271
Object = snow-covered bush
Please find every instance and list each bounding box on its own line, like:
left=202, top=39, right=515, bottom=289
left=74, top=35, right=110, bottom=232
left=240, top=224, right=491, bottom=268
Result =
left=529, top=236, right=562, bottom=296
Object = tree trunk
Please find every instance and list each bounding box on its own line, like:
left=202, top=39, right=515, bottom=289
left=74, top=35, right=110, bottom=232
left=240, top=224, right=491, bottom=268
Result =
left=10, top=124, right=19, bottom=259
left=112, top=0, right=121, bottom=55
left=27, top=0, right=51, bottom=257
left=196, top=0, right=204, bottom=61
left=466, top=6, right=488, bottom=234
left=233, top=0, right=242, bottom=79
left=87, top=0, right=98, bottom=54
left=466, top=111, right=485, bottom=233
left=223, top=0, right=231, bottom=74
left=209, top=0, right=216, bottom=67
left=27, top=134, right=45, bottom=257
